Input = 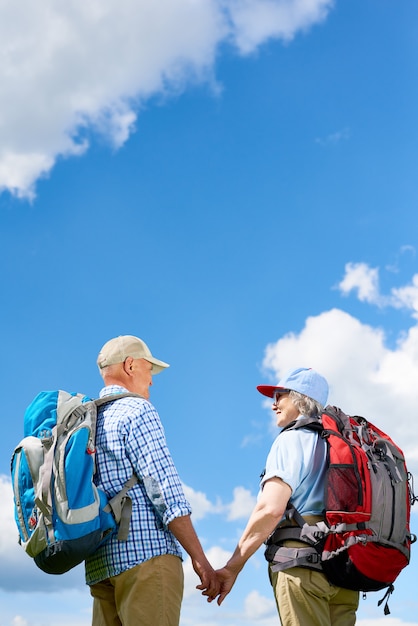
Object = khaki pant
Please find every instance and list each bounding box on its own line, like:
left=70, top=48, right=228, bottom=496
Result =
left=269, top=565, right=359, bottom=626
left=90, top=554, right=184, bottom=626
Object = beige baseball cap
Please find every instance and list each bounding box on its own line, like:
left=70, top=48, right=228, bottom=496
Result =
left=97, top=335, right=170, bottom=374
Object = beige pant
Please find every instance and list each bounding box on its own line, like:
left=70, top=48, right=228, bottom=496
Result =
left=90, top=554, right=184, bottom=626
left=269, top=565, right=359, bottom=626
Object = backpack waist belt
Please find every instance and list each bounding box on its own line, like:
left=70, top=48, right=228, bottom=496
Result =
left=266, top=543, right=323, bottom=573
left=265, top=513, right=326, bottom=573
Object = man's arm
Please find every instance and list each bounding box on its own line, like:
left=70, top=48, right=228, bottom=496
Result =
left=169, top=514, right=219, bottom=601
left=214, top=477, right=291, bottom=605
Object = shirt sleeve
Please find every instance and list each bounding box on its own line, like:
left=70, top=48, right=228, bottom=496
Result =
left=260, top=428, right=327, bottom=516
left=123, top=398, right=192, bottom=526
left=261, top=430, right=307, bottom=493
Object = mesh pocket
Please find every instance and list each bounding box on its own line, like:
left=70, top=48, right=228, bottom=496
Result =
left=326, top=465, right=361, bottom=512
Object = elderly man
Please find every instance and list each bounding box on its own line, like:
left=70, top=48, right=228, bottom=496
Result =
left=86, top=335, right=218, bottom=625
left=212, top=367, right=359, bottom=626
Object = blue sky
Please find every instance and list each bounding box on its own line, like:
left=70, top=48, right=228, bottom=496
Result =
left=1, top=0, right=418, bottom=624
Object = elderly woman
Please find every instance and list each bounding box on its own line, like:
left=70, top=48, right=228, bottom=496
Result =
left=212, top=367, right=359, bottom=626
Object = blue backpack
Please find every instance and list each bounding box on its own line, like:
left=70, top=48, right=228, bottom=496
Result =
left=11, top=390, right=139, bottom=575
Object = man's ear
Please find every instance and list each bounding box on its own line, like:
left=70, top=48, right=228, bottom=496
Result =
left=123, top=357, right=134, bottom=375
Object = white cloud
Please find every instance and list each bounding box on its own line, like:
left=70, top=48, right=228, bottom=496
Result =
left=338, top=262, right=382, bottom=305
left=183, top=545, right=231, bottom=598
left=261, top=308, right=418, bottom=474
left=315, top=126, right=350, bottom=145
left=182, top=483, right=221, bottom=520
left=227, top=486, right=257, bottom=521
left=0, top=475, right=85, bottom=592
left=338, top=262, right=418, bottom=318
left=12, top=617, right=29, bottom=626
left=227, top=0, right=334, bottom=53
left=184, top=481, right=257, bottom=523
left=0, top=0, right=334, bottom=199
left=243, top=589, right=276, bottom=620
left=386, top=245, right=416, bottom=274
left=2, top=592, right=92, bottom=626
left=241, top=432, right=264, bottom=448
left=391, top=275, right=418, bottom=318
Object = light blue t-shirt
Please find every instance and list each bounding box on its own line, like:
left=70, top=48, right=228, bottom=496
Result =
left=261, top=417, right=327, bottom=516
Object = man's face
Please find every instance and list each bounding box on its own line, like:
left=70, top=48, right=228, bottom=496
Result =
left=130, top=358, right=153, bottom=399
left=272, top=391, right=299, bottom=428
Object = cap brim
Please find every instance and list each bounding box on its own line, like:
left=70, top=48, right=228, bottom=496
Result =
left=146, top=357, right=170, bottom=375
left=257, top=385, right=288, bottom=398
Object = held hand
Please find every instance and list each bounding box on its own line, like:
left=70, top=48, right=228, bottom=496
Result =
left=193, top=558, right=220, bottom=602
left=166, top=515, right=220, bottom=601
left=212, top=565, right=240, bottom=606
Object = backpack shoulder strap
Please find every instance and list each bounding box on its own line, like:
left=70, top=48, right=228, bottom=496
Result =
left=88, top=393, right=145, bottom=441
left=280, top=416, right=324, bottom=435
left=94, top=392, right=145, bottom=408
left=260, top=416, right=324, bottom=494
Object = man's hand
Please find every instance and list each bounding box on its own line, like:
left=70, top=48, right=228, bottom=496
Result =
left=193, top=557, right=220, bottom=602
left=167, top=515, right=220, bottom=601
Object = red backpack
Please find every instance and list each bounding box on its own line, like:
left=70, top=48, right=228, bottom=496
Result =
left=265, top=406, right=417, bottom=613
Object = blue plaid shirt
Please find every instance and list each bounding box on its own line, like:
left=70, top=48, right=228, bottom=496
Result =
left=85, top=385, right=192, bottom=585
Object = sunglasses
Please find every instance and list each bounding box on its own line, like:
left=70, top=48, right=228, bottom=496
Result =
left=272, top=389, right=291, bottom=404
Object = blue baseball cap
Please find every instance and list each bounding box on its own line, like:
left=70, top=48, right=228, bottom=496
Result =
left=257, top=367, right=329, bottom=406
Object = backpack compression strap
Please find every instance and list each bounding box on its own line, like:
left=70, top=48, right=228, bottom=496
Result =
left=104, top=474, right=139, bottom=541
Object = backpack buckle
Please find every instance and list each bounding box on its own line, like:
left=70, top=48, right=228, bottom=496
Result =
left=306, top=552, right=321, bottom=564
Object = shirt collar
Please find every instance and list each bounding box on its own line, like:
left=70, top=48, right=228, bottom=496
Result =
left=99, top=384, right=129, bottom=398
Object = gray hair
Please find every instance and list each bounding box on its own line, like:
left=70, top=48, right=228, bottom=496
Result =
left=289, top=390, right=323, bottom=418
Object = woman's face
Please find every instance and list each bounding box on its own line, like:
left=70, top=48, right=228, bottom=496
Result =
left=272, top=392, right=300, bottom=428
